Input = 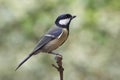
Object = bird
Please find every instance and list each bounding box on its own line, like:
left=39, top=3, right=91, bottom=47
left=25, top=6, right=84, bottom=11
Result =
left=15, top=13, right=76, bottom=71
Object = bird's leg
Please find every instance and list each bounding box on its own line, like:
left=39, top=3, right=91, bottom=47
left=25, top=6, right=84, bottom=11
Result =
left=48, top=52, right=62, bottom=57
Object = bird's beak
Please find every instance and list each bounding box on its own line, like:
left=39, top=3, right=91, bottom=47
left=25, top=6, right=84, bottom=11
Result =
left=72, top=15, right=76, bottom=19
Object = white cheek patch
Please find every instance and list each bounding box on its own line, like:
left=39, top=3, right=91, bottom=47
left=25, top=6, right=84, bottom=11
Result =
left=59, top=18, right=70, bottom=25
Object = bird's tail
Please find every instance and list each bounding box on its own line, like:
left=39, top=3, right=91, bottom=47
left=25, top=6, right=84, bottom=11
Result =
left=15, top=54, right=33, bottom=71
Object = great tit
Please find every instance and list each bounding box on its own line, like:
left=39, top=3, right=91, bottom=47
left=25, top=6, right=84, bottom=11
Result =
left=15, top=13, right=76, bottom=70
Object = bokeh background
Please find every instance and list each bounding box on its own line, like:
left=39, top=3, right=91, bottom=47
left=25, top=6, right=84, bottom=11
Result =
left=0, top=0, right=120, bottom=80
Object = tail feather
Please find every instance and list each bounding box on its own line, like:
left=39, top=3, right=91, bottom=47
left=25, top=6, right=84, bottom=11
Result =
left=15, top=54, right=33, bottom=71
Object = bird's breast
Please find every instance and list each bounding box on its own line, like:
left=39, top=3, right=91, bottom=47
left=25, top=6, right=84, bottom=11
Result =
left=42, top=28, right=68, bottom=52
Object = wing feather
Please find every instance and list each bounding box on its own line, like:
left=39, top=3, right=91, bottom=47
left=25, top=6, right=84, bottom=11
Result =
left=32, top=28, right=63, bottom=54
left=15, top=27, right=63, bottom=70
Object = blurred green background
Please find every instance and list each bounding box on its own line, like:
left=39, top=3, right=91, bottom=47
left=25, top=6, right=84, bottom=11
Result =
left=0, top=0, right=120, bottom=80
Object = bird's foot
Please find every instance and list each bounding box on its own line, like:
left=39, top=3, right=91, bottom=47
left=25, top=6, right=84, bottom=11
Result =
left=48, top=52, right=62, bottom=59
left=48, top=51, right=61, bottom=56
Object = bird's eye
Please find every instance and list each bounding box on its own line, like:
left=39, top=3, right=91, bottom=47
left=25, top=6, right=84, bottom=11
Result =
left=66, top=15, right=69, bottom=18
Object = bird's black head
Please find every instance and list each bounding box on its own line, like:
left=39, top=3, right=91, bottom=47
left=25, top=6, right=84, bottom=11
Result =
left=55, top=14, right=76, bottom=29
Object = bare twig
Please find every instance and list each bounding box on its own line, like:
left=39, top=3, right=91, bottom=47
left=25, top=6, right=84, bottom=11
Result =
left=52, top=55, right=64, bottom=80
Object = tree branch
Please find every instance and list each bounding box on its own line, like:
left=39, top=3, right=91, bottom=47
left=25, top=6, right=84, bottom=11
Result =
left=52, top=55, right=64, bottom=80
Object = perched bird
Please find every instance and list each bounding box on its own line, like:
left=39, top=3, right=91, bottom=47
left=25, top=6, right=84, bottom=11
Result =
left=15, top=13, right=76, bottom=70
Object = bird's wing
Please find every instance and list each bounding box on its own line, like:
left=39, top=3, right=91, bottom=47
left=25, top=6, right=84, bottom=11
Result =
left=32, top=27, right=63, bottom=54
left=15, top=28, right=63, bottom=71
